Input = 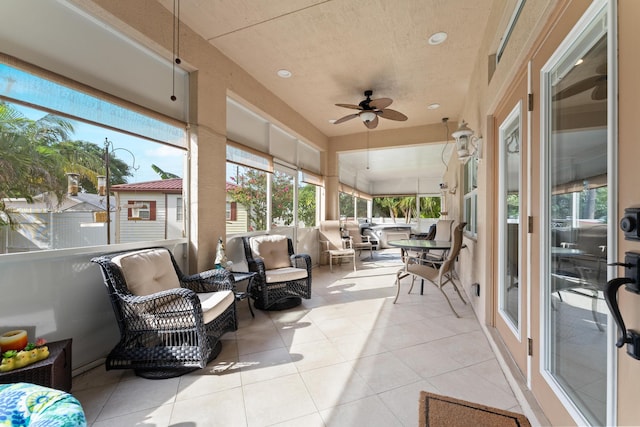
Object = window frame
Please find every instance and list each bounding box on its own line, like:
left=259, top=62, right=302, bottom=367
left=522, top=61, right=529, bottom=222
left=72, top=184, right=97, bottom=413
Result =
left=463, top=155, right=479, bottom=238
left=127, top=201, right=156, bottom=221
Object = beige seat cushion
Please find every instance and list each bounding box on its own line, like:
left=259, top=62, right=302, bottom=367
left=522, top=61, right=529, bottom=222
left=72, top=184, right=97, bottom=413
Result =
left=264, top=267, right=308, bottom=284
left=249, top=235, right=291, bottom=270
left=328, top=248, right=355, bottom=256
left=112, top=248, right=180, bottom=296
left=198, top=290, right=235, bottom=324
left=146, top=290, right=235, bottom=329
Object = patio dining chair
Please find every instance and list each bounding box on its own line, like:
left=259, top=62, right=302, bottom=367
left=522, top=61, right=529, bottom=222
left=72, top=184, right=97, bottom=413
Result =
left=421, top=219, right=454, bottom=267
left=344, top=221, right=374, bottom=259
left=91, top=247, right=237, bottom=379
left=319, top=220, right=357, bottom=272
left=394, top=222, right=467, bottom=317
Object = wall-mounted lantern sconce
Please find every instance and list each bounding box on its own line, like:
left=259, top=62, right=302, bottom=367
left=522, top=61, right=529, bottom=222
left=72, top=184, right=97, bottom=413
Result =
left=452, top=120, right=482, bottom=162
left=66, top=173, right=79, bottom=196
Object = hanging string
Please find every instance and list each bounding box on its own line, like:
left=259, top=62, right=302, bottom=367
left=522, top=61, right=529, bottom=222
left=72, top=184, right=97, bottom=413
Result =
left=171, top=0, right=181, bottom=101
left=440, top=118, right=450, bottom=172
left=366, top=130, right=370, bottom=170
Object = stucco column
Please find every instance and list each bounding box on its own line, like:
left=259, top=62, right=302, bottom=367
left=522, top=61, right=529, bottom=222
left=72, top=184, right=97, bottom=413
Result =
left=324, top=147, right=340, bottom=220
left=189, top=73, right=228, bottom=273
left=189, top=125, right=227, bottom=272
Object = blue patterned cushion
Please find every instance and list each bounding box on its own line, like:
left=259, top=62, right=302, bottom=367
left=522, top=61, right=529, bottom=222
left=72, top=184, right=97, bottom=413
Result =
left=0, top=382, right=87, bottom=427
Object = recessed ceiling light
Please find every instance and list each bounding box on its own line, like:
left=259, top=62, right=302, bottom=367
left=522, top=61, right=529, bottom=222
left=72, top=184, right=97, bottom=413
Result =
left=428, top=32, right=448, bottom=45
left=277, top=69, right=292, bottom=78
left=427, top=103, right=441, bottom=110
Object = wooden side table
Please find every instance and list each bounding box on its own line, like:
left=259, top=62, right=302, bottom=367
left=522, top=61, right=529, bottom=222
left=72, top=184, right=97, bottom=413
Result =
left=0, top=339, right=72, bottom=392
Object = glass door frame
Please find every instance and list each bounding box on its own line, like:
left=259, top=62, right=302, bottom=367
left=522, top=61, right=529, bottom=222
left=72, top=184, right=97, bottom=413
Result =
left=538, top=0, right=617, bottom=425
left=498, top=101, right=523, bottom=338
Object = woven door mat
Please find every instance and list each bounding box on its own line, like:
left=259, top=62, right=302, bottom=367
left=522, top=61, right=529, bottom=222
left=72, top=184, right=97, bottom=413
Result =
left=419, top=391, right=531, bottom=427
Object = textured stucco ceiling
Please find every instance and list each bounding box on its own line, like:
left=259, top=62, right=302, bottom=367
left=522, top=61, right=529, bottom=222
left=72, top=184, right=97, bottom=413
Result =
left=156, top=0, right=515, bottom=193
left=157, top=0, right=498, bottom=138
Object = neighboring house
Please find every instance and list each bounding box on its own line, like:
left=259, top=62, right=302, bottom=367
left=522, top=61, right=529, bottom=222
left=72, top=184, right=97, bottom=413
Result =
left=225, top=182, right=248, bottom=234
left=0, top=192, right=115, bottom=252
left=110, top=178, right=184, bottom=243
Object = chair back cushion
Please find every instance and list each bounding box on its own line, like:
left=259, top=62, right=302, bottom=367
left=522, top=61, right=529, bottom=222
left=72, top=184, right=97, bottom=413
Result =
left=319, top=220, right=344, bottom=250
left=434, top=219, right=454, bottom=241
left=249, top=235, right=291, bottom=270
left=111, top=248, right=180, bottom=296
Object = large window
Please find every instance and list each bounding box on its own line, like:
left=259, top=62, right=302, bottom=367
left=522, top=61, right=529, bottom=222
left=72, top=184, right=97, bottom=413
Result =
left=0, top=63, right=186, bottom=253
left=226, top=145, right=321, bottom=233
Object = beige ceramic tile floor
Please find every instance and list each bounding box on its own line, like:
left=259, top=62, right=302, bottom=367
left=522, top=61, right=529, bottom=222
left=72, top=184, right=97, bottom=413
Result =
left=72, top=252, right=523, bottom=427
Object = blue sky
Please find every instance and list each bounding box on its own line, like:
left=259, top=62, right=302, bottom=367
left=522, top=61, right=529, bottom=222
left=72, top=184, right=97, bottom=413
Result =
left=15, top=103, right=185, bottom=184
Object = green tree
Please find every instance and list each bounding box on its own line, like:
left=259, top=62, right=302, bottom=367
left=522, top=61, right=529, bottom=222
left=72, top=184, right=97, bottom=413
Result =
left=151, top=164, right=180, bottom=180
left=419, top=197, right=441, bottom=218
left=227, top=168, right=267, bottom=231
left=398, top=196, right=416, bottom=223
left=272, top=170, right=294, bottom=226
left=298, top=184, right=316, bottom=227
left=339, top=192, right=354, bottom=219
left=0, top=103, right=67, bottom=226
left=507, top=194, right=519, bottom=219
left=59, top=140, right=131, bottom=193
left=0, top=102, right=133, bottom=226
left=374, top=197, right=400, bottom=222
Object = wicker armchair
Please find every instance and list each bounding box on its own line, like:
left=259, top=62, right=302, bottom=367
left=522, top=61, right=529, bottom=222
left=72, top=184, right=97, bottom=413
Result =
left=91, top=247, right=237, bottom=379
left=242, top=235, right=312, bottom=310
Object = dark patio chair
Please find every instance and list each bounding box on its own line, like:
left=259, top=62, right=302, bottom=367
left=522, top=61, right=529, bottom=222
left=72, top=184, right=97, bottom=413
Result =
left=242, top=235, right=312, bottom=310
left=91, top=247, right=237, bottom=379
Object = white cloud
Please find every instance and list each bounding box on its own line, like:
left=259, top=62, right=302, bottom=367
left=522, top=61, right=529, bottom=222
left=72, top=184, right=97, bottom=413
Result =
left=145, top=144, right=184, bottom=158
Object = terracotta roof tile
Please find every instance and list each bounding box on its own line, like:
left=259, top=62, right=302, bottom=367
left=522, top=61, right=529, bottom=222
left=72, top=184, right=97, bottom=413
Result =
left=111, top=178, right=182, bottom=193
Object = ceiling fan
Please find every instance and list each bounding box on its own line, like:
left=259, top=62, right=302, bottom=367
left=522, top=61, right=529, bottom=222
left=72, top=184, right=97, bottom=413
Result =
left=334, top=90, right=408, bottom=129
left=553, top=63, right=607, bottom=101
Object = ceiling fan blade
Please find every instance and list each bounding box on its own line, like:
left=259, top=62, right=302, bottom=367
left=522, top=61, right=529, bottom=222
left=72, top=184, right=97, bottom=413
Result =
left=591, top=83, right=607, bottom=100
left=378, top=108, right=408, bottom=121
left=333, top=113, right=359, bottom=124
left=364, top=115, right=379, bottom=129
left=553, top=76, right=600, bottom=100
left=369, top=97, right=393, bottom=110
left=335, top=103, right=362, bottom=110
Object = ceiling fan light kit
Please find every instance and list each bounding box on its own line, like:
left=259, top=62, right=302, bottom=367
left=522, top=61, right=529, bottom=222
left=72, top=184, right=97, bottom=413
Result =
left=360, top=111, right=377, bottom=122
left=334, top=90, right=408, bottom=129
